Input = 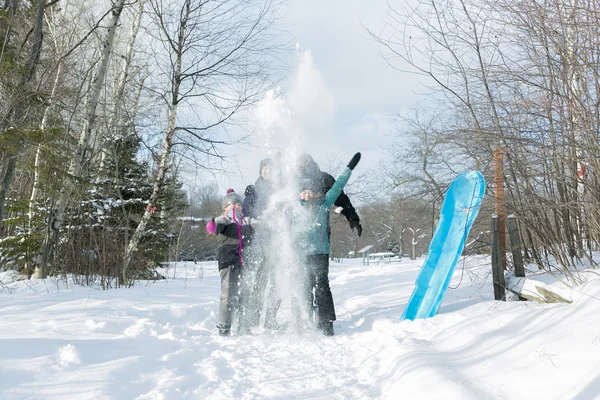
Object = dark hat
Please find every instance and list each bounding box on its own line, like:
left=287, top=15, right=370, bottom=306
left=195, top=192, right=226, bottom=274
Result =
left=296, top=153, right=309, bottom=169
left=259, top=158, right=273, bottom=175
left=222, top=188, right=243, bottom=209
left=300, top=178, right=318, bottom=192
left=296, top=153, right=320, bottom=177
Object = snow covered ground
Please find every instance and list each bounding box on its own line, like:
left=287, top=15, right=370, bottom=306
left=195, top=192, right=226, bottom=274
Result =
left=1, top=257, right=600, bottom=399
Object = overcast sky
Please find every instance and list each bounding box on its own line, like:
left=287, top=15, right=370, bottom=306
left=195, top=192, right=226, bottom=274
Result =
left=186, top=0, right=423, bottom=196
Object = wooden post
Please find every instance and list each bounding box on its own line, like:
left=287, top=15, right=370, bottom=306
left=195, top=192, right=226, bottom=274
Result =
left=493, top=146, right=507, bottom=270
left=492, top=215, right=506, bottom=301
left=507, top=215, right=525, bottom=278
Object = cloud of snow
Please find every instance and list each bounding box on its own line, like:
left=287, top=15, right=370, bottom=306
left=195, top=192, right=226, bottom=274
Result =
left=244, top=48, right=336, bottom=331
left=288, top=50, right=334, bottom=130
left=252, top=48, right=334, bottom=159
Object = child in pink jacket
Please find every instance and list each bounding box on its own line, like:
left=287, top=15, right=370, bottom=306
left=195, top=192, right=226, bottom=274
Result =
left=206, top=189, right=254, bottom=336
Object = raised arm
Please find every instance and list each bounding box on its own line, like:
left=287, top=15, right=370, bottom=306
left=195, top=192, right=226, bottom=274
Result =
left=324, top=153, right=361, bottom=209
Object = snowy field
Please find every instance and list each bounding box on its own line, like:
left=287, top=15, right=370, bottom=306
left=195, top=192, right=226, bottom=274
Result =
left=1, top=257, right=600, bottom=400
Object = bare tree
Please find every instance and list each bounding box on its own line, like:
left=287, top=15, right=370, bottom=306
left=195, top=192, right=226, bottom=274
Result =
left=100, top=0, right=146, bottom=170
left=379, top=111, right=456, bottom=200
left=36, top=0, right=129, bottom=277
left=121, top=0, right=283, bottom=281
left=369, top=0, right=600, bottom=271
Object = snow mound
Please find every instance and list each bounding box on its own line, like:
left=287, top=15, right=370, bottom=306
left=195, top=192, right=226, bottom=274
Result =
left=58, top=344, right=81, bottom=367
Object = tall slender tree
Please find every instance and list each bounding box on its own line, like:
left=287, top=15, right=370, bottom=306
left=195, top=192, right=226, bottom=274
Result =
left=37, top=0, right=128, bottom=276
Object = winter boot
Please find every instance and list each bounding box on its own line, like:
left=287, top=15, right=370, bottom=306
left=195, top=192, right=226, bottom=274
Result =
left=217, top=324, right=231, bottom=336
left=320, top=321, right=334, bottom=337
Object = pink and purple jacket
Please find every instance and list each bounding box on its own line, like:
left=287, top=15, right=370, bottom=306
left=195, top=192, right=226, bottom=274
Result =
left=206, top=212, right=253, bottom=270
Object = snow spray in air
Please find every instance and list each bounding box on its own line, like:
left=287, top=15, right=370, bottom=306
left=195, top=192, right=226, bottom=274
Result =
left=244, top=49, right=334, bottom=333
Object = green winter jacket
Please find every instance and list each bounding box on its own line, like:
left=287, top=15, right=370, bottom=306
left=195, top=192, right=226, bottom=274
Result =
left=301, top=167, right=353, bottom=255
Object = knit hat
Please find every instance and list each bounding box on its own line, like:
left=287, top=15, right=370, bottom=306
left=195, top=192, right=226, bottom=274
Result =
left=222, top=188, right=243, bottom=209
left=296, top=153, right=320, bottom=177
left=300, top=178, right=318, bottom=193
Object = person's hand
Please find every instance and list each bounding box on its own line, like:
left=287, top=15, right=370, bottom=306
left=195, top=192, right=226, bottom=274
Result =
left=347, top=152, right=361, bottom=170
left=206, top=218, right=216, bottom=235
left=300, top=190, right=315, bottom=201
left=349, top=220, right=362, bottom=237
left=245, top=185, right=256, bottom=197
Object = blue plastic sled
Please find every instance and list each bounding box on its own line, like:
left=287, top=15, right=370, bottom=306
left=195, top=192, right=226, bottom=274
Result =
left=401, top=171, right=485, bottom=321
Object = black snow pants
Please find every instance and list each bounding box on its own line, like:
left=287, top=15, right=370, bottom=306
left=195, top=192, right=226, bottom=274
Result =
left=305, top=254, right=336, bottom=324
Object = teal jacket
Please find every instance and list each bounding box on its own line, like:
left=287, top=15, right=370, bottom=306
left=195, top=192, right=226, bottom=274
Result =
left=301, top=167, right=353, bottom=255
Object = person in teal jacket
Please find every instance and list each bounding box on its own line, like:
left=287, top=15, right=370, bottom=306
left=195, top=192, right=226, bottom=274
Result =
left=298, top=152, right=361, bottom=336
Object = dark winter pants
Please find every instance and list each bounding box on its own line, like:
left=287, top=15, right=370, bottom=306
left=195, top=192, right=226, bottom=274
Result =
left=305, top=254, right=336, bottom=324
left=218, top=264, right=243, bottom=327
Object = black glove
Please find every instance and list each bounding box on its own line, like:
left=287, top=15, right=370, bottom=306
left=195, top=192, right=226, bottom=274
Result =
left=244, top=185, right=256, bottom=197
left=347, top=152, right=361, bottom=170
left=349, top=220, right=362, bottom=237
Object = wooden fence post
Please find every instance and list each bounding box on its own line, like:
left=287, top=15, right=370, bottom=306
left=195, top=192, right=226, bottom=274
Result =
left=493, top=146, right=507, bottom=270
left=507, top=215, right=525, bottom=278
left=492, top=215, right=506, bottom=301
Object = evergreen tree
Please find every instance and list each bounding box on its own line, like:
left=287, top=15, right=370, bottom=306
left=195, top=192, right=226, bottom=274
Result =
left=62, top=133, right=185, bottom=284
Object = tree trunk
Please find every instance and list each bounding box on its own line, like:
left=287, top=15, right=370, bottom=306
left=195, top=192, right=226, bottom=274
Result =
left=36, top=0, right=127, bottom=277
left=0, top=0, right=45, bottom=231
left=100, top=0, right=145, bottom=170
left=0, top=157, right=16, bottom=231
left=29, top=63, right=63, bottom=232
left=121, top=103, right=179, bottom=282
left=121, top=0, right=188, bottom=283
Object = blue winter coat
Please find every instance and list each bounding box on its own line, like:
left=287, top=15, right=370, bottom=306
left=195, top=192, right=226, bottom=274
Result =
left=301, top=167, right=353, bottom=255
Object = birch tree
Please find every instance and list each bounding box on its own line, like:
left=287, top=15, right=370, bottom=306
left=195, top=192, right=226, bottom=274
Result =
left=100, top=0, right=146, bottom=170
left=36, top=0, right=128, bottom=277
left=28, top=2, right=72, bottom=235
left=121, top=0, right=282, bottom=281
